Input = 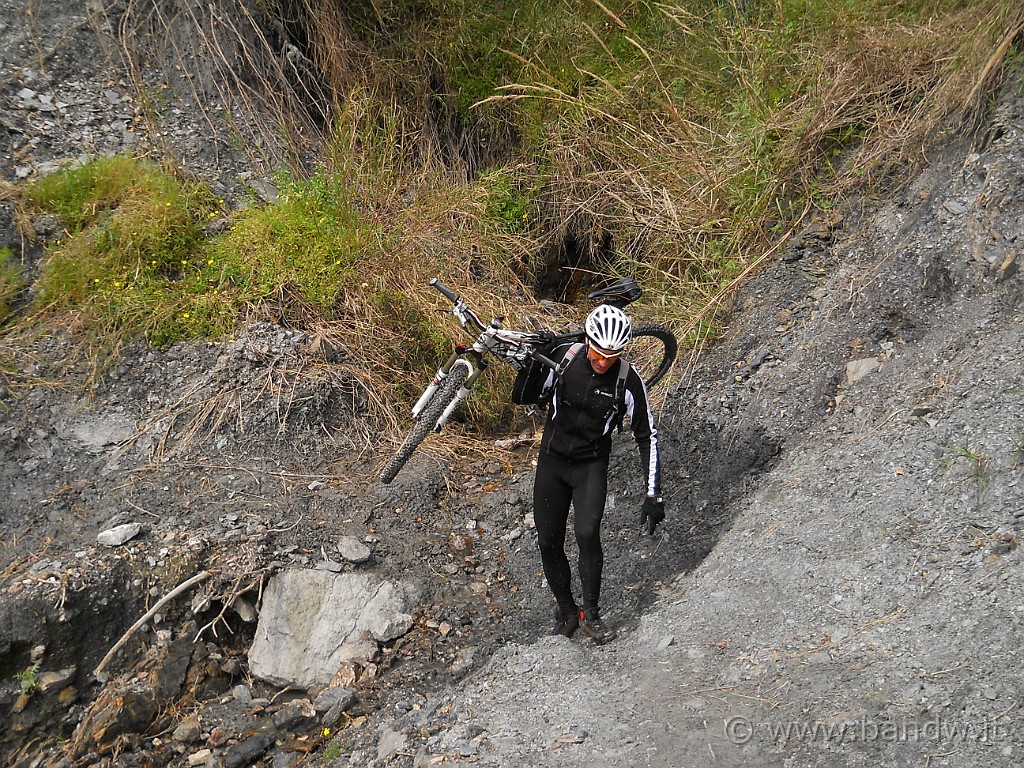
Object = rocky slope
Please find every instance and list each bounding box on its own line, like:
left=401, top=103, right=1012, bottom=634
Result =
left=2, top=4, right=1023, bottom=768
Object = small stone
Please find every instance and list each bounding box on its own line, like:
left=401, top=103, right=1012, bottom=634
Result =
left=173, top=716, right=202, bottom=743
left=997, top=251, right=1019, bottom=282
left=377, top=728, right=408, bottom=762
left=230, top=596, right=258, bottom=623
left=97, top=522, right=142, bottom=547
left=451, top=646, right=477, bottom=676
left=313, top=686, right=356, bottom=714
left=187, top=749, right=212, bottom=767
left=231, top=684, right=253, bottom=704
left=57, top=686, right=78, bottom=706
left=12, top=693, right=31, bottom=713
left=337, top=536, right=372, bottom=564
left=223, top=731, right=275, bottom=768
left=557, top=727, right=586, bottom=744
left=271, top=698, right=316, bottom=729
left=845, top=358, right=881, bottom=385
left=37, top=667, right=76, bottom=693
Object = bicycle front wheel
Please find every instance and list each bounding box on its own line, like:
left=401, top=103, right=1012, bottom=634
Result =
left=378, top=363, right=470, bottom=484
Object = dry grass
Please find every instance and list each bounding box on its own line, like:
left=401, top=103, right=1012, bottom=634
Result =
left=476, top=1, right=1024, bottom=339
left=801, top=4, right=1024, bottom=190
left=17, top=0, right=1018, bottom=454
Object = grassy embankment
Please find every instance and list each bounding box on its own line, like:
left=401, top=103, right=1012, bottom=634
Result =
left=2, top=0, right=1020, bottom=436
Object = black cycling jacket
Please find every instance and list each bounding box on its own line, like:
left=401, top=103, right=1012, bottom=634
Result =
left=538, top=342, right=661, bottom=497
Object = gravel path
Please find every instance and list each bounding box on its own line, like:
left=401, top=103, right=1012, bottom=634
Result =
left=1, top=4, right=1022, bottom=768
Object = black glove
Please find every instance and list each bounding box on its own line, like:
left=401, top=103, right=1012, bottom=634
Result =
left=640, top=496, right=665, bottom=535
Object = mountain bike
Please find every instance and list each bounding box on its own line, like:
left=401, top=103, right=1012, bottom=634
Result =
left=377, top=277, right=677, bottom=484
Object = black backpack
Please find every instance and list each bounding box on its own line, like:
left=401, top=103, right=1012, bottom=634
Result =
left=510, top=339, right=577, bottom=405
left=511, top=342, right=629, bottom=431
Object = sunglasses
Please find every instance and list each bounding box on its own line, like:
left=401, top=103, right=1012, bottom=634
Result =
left=587, top=342, right=622, bottom=360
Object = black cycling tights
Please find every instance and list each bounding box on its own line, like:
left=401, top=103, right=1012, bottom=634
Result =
left=533, top=453, right=609, bottom=612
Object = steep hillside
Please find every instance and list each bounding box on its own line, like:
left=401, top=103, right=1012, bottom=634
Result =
left=380, top=72, right=1023, bottom=768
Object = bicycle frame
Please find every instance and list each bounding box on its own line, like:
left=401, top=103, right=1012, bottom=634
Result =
left=378, top=275, right=676, bottom=484
left=409, top=278, right=556, bottom=431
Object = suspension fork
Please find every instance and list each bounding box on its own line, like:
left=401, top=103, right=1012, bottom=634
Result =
left=411, top=348, right=487, bottom=424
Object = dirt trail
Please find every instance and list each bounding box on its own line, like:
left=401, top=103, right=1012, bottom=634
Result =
left=383, top=78, right=1024, bottom=767
left=1, top=4, right=1023, bottom=768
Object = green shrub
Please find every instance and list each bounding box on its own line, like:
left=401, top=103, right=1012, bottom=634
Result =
left=0, top=247, right=24, bottom=326
left=29, top=157, right=222, bottom=346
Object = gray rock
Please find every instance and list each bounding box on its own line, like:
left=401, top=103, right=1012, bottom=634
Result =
left=97, top=522, right=142, bottom=547
left=230, top=596, right=258, bottom=623
left=271, top=698, right=316, bottom=729
left=248, top=178, right=279, bottom=202
left=37, top=667, right=76, bottom=693
left=231, top=684, right=252, bottom=704
left=223, top=730, right=275, bottom=768
left=377, top=727, right=408, bottom=762
left=337, top=535, right=372, bottom=564
left=173, top=715, right=202, bottom=743
left=845, top=357, right=881, bottom=385
left=451, top=646, right=478, bottom=676
left=248, top=570, right=418, bottom=689
left=313, top=685, right=355, bottom=713
left=65, top=412, right=136, bottom=452
left=314, top=560, right=344, bottom=573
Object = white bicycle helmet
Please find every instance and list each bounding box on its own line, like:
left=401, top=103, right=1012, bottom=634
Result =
left=585, top=305, right=632, bottom=352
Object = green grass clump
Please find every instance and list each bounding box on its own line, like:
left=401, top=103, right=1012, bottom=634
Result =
left=0, top=247, right=25, bottom=326
left=207, top=173, right=374, bottom=316
left=27, top=158, right=222, bottom=348
left=24, top=155, right=180, bottom=233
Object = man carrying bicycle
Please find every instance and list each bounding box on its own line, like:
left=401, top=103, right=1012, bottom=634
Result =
left=533, top=304, right=665, bottom=644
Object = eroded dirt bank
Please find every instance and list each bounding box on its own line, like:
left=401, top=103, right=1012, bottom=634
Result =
left=393, top=79, right=1024, bottom=767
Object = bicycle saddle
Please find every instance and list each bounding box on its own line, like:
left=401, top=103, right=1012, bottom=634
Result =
left=587, top=277, right=643, bottom=308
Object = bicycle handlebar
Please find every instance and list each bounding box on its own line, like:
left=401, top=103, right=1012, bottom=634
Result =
left=430, top=277, right=460, bottom=303
left=530, top=349, right=563, bottom=371
left=431, top=276, right=565, bottom=371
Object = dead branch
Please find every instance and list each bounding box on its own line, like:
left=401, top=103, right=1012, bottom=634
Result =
left=93, top=570, right=212, bottom=680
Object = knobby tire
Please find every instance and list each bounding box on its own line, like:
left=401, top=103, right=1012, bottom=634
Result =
left=558, top=323, right=676, bottom=388
left=378, top=364, right=470, bottom=484
left=631, top=323, right=677, bottom=388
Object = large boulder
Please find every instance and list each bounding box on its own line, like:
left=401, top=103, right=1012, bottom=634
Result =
left=248, top=570, right=418, bottom=689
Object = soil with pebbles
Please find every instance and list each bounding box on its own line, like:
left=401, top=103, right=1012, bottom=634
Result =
left=2, top=4, right=1024, bottom=768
